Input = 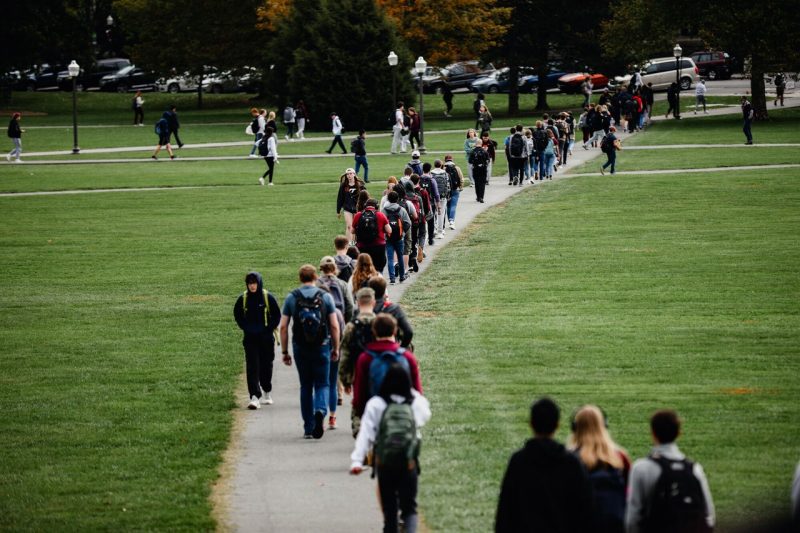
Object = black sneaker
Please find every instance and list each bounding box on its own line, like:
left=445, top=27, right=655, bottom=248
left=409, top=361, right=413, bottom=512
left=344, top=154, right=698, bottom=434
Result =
left=312, top=411, right=325, bottom=439
left=394, top=263, right=400, bottom=278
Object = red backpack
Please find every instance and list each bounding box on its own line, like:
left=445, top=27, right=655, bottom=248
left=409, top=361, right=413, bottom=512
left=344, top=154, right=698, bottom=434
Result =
left=406, top=192, right=422, bottom=225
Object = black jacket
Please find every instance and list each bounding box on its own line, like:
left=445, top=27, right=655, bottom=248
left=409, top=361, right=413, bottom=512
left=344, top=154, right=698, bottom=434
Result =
left=496, top=438, right=593, bottom=533
left=165, top=110, right=179, bottom=132
left=233, top=271, right=281, bottom=339
left=371, top=297, right=413, bottom=348
left=7, top=119, right=21, bottom=139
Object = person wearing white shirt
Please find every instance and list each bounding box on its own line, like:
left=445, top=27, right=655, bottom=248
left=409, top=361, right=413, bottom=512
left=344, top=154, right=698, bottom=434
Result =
left=695, top=79, right=708, bottom=114
left=391, top=102, right=408, bottom=154
left=258, top=126, right=279, bottom=186
left=325, top=112, right=347, bottom=154
left=350, top=365, right=431, bottom=533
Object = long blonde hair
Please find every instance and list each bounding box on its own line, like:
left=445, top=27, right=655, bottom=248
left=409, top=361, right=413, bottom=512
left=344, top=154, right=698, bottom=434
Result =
left=351, top=253, right=377, bottom=295
left=567, top=405, right=624, bottom=470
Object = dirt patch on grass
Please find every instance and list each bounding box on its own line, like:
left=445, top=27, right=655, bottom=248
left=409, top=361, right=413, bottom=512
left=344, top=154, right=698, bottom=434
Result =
left=0, top=110, right=48, bottom=117
left=184, top=294, right=222, bottom=304
left=210, top=374, right=248, bottom=532
left=719, top=387, right=759, bottom=395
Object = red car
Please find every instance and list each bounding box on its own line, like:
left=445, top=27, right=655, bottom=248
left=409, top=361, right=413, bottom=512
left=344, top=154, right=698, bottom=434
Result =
left=557, top=72, right=610, bottom=94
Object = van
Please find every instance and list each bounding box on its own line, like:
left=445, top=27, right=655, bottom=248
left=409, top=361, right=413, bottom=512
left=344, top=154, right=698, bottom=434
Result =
left=616, top=57, right=699, bottom=91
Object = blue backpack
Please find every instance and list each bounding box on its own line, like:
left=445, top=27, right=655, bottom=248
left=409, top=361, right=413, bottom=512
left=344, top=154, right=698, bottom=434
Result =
left=291, top=288, right=327, bottom=346
left=155, top=118, right=168, bottom=136
left=368, top=348, right=410, bottom=397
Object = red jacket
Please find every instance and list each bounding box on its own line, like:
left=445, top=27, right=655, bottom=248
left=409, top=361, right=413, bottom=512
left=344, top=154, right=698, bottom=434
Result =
left=352, top=339, right=422, bottom=415
left=352, top=206, right=390, bottom=247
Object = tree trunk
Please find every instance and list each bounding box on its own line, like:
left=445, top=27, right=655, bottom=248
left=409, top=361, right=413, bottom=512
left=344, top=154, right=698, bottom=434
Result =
left=197, top=72, right=204, bottom=110
left=749, top=57, right=768, bottom=120
left=534, top=62, right=550, bottom=111
left=508, top=65, right=520, bottom=115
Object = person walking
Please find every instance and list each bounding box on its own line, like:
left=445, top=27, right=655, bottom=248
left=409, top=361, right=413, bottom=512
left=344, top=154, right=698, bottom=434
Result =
left=774, top=72, right=786, bottom=107
left=463, top=128, right=478, bottom=186
left=258, top=126, right=278, bottom=186
left=694, top=79, right=708, bottom=114
left=336, top=168, right=367, bottom=244
left=279, top=264, right=341, bottom=439
left=407, top=107, right=421, bottom=150
left=625, top=409, right=715, bottom=533
left=665, top=83, right=679, bottom=119
left=295, top=100, right=309, bottom=139
left=382, top=190, right=411, bottom=284
left=568, top=405, right=631, bottom=533
left=442, top=84, right=453, bottom=117
left=600, top=126, right=621, bottom=175
left=350, top=363, right=431, bottom=533
left=581, top=76, right=594, bottom=107
left=507, top=125, right=528, bottom=186
left=542, top=130, right=558, bottom=180
left=352, top=129, right=369, bottom=183
left=477, top=105, right=493, bottom=135
left=469, top=139, right=489, bottom=203
left=132, top=90, right=144, bottom=126
left=249, top=108, right=266, bottom=158
left=282, top=104, right=296, bottom=140
left=443, top=154, right=463, bottom=229
left=325, top=112, right=347, bottom=154
left=151, top=112, right=175, bottom=160
left=391, top=102, right=408, bottom=154
left=338, top=286, right=377, bottom=435
left=233, top=271, right=281, bottom=409
left=352, top=198, right=392, bottom=275
left=430, top=159, right=450, bottom=238
left=368, top=277, right=414, bottom=348
left=480, top=131, right=497, bottom=185
left=6, top=112, right=24, bottom=163
left=495, top=397, right=593, bottom=532
left=165, top=105, right=184, bottom=148
left=741, top=95, right=754, bottom=145
left=473, top=92, right=485, bottom=130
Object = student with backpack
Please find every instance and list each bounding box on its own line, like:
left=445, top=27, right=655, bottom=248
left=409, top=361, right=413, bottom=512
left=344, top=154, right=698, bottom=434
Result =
left=418, top=163, right=440, bottom=246
left=165, top=105, right=183, bottom=148
left=568, top=405, right=631, bottom=533
left=333, top=235, right=356, bottom=283
left=532, top=121, right=549, bottom=182
left=469, top=139, right=489, bottom=203
left=507, top=125, right=528, bottom=186
left=282, top=104, right=296, bottom=140
left=151, top=111, right=175, bottom=160
left=337, top=168, right=367, bottom=245
left=368, top=276, right=414, bottom=349
left=352, top=198, right=392, bottom=275
left=351, top=129, right=369, bottom=183
left=625, top=409, right=715, bottom=533
left=351, top=313, right=423, bottom=420
left=402, top=180, right=425, bottom=272
left=430, top=160, right=450, bottom=238
left=350, top=363, right=431, bottom=533
left=339, top=287, right=378, bottom=436
left=443, top=154, right=464, bottom=230
left=258, top=126, right=278, bottom=186
left=600, top=126, right=621, bottom=176
left=382, top=191, right=411, bottom=285
left=233, top=271, right=281, bottom=409
left=279, top=265, right=341, bottom=439
left=132, top=90, right=144, bottom=126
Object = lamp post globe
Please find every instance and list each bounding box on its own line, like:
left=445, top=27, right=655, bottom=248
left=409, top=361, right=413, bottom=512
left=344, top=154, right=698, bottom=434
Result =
left=69, top=60, right=80, bottom=154
left=107, top=15, right=114, bottom=26
left=673, top=44, right=682, bottom=120
left=415, top=56, right=427, bottom=153
left=388, top=51, right=398, bottom=116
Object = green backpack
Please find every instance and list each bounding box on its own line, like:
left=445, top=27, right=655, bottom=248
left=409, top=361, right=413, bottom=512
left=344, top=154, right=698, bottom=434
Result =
left=374, top=401, right=419, bottom=472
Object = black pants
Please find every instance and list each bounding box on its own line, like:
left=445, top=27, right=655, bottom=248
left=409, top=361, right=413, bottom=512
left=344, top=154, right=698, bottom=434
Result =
left=327, top=135, right=346, bottom=153
left=473, top=171, right=487, bottom=201
left=134, top=107, right=144, bottom=125
left=243, top=335, right=275, bottom=397
left=666, top=100, right=677, bottom=117
left=509, top=158, right=525, bottom=183
left=558, top=140, right=567, bottom=164
left=262, top=156, right=275, bottom=182
left=426, top=215, right=436, bottom=244
left=409, top=130, right=421, bottom=149
left=170, top=130, right=183, bottom=147
left=378, top=466, right=418, bottom=533
left=362, top=243, right=387, bottom=274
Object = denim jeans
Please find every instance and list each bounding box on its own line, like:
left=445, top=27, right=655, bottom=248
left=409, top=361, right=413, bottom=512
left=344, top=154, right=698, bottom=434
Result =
left=354, top=155, right=369, bottom=182
left=293, top=343, right=330, bottom=434
left=447, top=190, right=460, bottom=222
left=9, top=138, right=22, bottom=159
left=743, top=119, right=752, bottom=142
left=602, top=150, right=617, bottom=174
left=537, top=150, right=546, bottom=178
left=328, top=358, right=339, bottom=413
left=385, top=239, right=405, bottom=282
left=285, top=122, right=295, bottom=138
left=543, top=152, right=556, bottom=177
left=250, top=132, right=263, bottom=155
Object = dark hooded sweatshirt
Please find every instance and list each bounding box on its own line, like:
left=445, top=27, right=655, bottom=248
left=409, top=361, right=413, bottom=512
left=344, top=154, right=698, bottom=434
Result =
left=233, top=271, right=281, bottom=339
left=495, top=438, right=593, bottom=533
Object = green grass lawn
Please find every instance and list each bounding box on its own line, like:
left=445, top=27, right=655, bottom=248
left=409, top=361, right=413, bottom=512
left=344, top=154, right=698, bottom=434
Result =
left=405, top=167, right=800, bottom=531
left=2, top=93, right=798, bottom=530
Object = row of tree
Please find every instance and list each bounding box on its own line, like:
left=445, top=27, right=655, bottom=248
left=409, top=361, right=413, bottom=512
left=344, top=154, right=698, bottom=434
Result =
left=2, top=0, right=798, bottom=124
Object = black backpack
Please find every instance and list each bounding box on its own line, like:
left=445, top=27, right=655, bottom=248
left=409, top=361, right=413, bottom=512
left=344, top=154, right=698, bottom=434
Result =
left=251, top=117, right=260, bottom=134
left=418, top=176, right=434, bottom=196
left=600, top=135, right=612, bottom=153
left=533, top=129, right=548, bottom=151
left=469, top=148, right=488, bottom=169
left=588, top=466, right=626, bottom=533
left=444, top=164, right=461, bottom=192
left=509, top=133, right=525, bottom=158
left=291, top=288, right=327, bottom=347
left=258, top=135, right=270, bottom=156
left=356, top=209, right=379, bottom=243
left=348, top=316, right=374, bottom=362
left=644, top=455, right=710, bottom=533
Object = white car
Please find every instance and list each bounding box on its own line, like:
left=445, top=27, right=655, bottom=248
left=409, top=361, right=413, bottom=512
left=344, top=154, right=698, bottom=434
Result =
left=615, top=57, right=699, bottom=91
left=157, top=72, right=200, bottom=93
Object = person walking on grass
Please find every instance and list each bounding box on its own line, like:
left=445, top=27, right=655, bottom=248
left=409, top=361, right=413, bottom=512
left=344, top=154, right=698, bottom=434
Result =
left=352, top=198, right=392, bottom=275
left=600, top=126, right=621, bottom=176
left=282, top=104, right=296, bottom=140
left=339, top=287, right=377, bottom=434
left=625, top=409, right=715, bottom=533
left=258, top=126, right=278, bottom=186
left=694, top=79, right=708, bottom=115
left=741, top=95, right=754, bottom=145
left=665, top=83, right=679, bottom=119
left=352, top=129, right=369, bottom=183
left=443, top=154, right=463, bottom=229
left=165, top=105, right=184, bottom=148
left=442, top=84, right=453, bottom=117
left=295, top=99, right=309, bottom=139
left=350, top=363, right=430, bottom=533
left=151, top=112, right=175, bottom=160
left=249, top=108, right=266, bottom=158
left=326, top=112, right=347, bottom=154
left=6, top=112, right=24, bottom=163
left=469, top=138, right=489, bottom=203
left=381, top=190, right=411, bottom=285
left=337, top=168, right=367, bottom=244
left=496, top=397, right=593, bottom=532
left=773, top=72, right=786, bottom=107
left=133, top=90, right=144, bottom=126
left=279, top=264, right=340, bottom=439
left=233, top=272, right=281, bottom=410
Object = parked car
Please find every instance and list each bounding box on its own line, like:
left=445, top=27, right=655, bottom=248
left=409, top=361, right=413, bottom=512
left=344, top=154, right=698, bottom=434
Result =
left=98, top=65, right=157, bottom=92
left=202, top=70, right=240, bottom=93
left=470, top=67, right=518, bottom=94
left=57, top=58, right=131, bottom=91
left=520, top=69, right=567, bottom=92
left=614, top=57, right=698, bottom=91
left=157, top=71, right=200, bottom=93
left=557, top=72, right=610, bottom=93
left=410, top=66, right=445, bottom=94
left=22, top=64, right=66, bottom=91
left=439, top=60, right=496, bottom=91
left=690, top=50, right=734, bottom=80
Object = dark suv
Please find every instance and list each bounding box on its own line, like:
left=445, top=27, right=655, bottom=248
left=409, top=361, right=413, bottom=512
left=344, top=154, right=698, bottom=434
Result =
left=58, top=58, right=131, bottom=91
left=690, top=51, right=733, bottom=80
left=439, top=61, right=496, bottom=91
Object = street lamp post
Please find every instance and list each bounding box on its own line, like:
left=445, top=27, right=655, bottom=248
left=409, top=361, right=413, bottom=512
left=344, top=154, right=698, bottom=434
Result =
left=415, top=56, right=427, bottom=154
left=387, top=51, right=398, bottom=112
left=673, top=44, right=682, bottom=120
left=68, top=60, right=80, bottom=154
left=106, top=15, right=114, bottom=56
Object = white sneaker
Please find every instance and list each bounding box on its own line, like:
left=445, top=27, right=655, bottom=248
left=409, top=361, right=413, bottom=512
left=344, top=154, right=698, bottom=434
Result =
left=285, top=135, right=289, bottom=140
left=247, top=396, right=260, bottom=410
left=261, top=393, right=273, bottom=405
left=249, top=154, right=257, bottom=159
left=449, top=222, right=455, bottom=230
left=268, top=182, right=274, bottom=187
left=13, top=159, right=22, bottom=163
left=259, top=177, right=265, bottom=186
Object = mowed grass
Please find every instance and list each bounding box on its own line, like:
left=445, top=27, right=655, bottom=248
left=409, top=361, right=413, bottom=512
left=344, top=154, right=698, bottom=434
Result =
left=0, top=182, right=349, bottom=530
left=405, top=167, right=800, bottom=531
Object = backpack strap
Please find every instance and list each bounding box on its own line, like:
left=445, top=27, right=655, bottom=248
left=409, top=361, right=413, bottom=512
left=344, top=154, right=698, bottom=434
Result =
left=242, top=289, right=271, bottom=325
